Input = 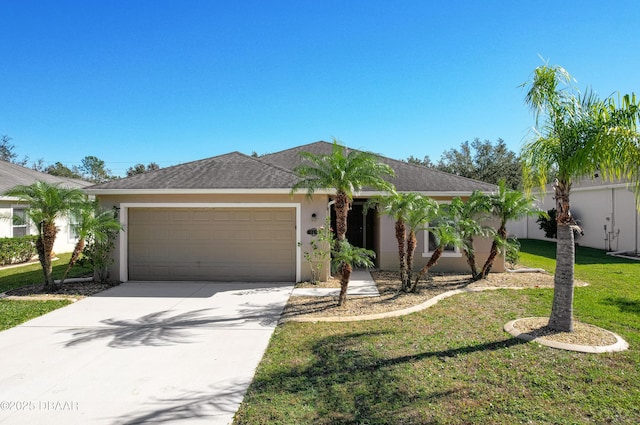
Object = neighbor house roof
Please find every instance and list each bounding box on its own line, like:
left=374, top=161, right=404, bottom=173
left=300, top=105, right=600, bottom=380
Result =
left=86, top=141, right=497, bottom=195
left=0, top=160, right=90, bottom=195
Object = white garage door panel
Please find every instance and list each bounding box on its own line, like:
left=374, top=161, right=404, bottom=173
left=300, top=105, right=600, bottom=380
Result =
left=128, top=207, right=296, bottom=282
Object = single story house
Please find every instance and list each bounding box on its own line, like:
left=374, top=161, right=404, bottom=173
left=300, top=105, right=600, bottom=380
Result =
left=0, top=160, right=91, bottom=253
left=507, top=176, right=640, bottom=253
left=86, top=141, right=501, bottom=283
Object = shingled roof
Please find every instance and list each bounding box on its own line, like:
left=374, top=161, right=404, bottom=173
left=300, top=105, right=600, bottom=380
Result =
left=262, top=141, right=497, bottom=193
left=87, top=141, right=496, bottom=194
left=0, top=160, right=90, bottom=195
left=88, top=152, right=298, bottom=191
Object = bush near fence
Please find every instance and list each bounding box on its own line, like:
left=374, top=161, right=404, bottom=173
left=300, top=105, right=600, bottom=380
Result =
left=0, top=236, right=38, bottom=266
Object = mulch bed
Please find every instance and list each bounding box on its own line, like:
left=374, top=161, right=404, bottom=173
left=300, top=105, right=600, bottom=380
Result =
left=3, top=280, right=120, bottom=299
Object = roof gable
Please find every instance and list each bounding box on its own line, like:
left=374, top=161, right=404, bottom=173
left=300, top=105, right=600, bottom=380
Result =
left=261, top=141, right=496, bottom=193
left=88, top=152, right=298, bottom=191
left=0, top=160, right=90, bottom=194
left=87, top=141, right=497, bottom=194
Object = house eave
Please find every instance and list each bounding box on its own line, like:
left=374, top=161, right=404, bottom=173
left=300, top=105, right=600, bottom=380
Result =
left=85, top=188, right=335, bottom=196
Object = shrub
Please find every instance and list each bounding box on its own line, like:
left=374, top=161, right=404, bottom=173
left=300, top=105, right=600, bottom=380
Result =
left=536, top=208, right=557, bottom=239
left=505, top=237, right=521, bottom=266
left=0, top=236, right=38, bottom=266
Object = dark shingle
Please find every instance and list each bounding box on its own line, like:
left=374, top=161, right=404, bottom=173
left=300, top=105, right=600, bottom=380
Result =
left=87, top=141, right=497, bottom=193
left=262, top=141, right=496, bottom=193
left=88, top=152, right=298, bottom=190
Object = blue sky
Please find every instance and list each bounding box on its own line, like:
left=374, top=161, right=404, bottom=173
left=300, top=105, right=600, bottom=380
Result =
left=1, top=1, right=639, bottom=176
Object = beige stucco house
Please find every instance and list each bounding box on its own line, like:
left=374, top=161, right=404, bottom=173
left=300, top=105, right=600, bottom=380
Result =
left=507, top=176, right=640, bottom=253
left=0, top=160, right=90, bottom=254
left=86, top=141, right=502, bottom=283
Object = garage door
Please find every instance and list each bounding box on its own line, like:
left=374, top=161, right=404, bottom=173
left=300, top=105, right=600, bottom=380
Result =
left=128, top=207, right=296, bottom=281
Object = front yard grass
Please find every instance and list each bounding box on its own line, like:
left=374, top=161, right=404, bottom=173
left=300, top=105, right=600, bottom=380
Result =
left=0, top=252, right=92, bottom=293
left=0, top=253, right=91, bottom=332
left=0, top=299, right=72, bottom=331
left=234, top=239, right=640, bottom=424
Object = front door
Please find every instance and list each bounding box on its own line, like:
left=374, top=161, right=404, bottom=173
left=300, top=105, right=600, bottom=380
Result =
left=331, top=201, right=376, bottom=252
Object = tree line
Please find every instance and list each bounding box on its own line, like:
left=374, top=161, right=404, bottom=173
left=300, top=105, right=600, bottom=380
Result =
left=0, top=135, right=160, bottom=183
left=406, top=137, right=523, bottom=190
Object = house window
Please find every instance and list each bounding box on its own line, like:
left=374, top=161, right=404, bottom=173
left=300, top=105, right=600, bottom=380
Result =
left=68, top=212, right=81, bottom=241
left=12, top=208, right=28, bottom=237
left=421, top=226, right=462, bottom=258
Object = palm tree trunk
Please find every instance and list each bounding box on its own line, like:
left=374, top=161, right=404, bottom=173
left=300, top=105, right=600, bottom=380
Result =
left=548, top=223, right=575, bottom=332
left=338, top=263, right=352, bottom=306
left=395, top=220, right=407, bottom=290
left=411, top=248, right=443, bottom=292
left=60, top=238, right=85, bottom=285
left=41, top=222, right=58, bottom=290
left=334, top=190, right=350, bottom=243
left=405, top=232, right=417, bottom=291
left=464, top=237, right=478, bottom=279
left=478, top=226, right=506, bottom=280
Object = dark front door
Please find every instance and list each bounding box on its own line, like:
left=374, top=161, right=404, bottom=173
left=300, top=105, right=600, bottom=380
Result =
left=331, top=201, right=375, bottom=252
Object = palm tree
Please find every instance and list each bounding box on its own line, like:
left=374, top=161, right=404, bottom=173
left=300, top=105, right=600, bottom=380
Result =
left=366, top=191, right=423, bottom=290
left=331, top=240, right=376, bottom=306
left=291, top=139, right=395, bottom=246
left=448, top=192, right=492, bottom=279
left=411, top=204, right=462, bottom=292
left=521, top=64, right=640, bottom=332
left=404, top=195, right=439, bottom=291
left=3, top=181, right=85, bottom=289
left=477, top=181, right=540, bottom=280
left=59, top=200, right=122, bottom=284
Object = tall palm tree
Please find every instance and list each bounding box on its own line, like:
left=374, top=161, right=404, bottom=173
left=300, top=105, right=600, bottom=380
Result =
left=291, top=140, right=395, bottom=246
left=4, top=181, right=85, bottom=289
left=477, top=181, right=539, bottom=280
left=331, top=240, right=376, bottom=306
left=521, top=64, right=640, bottom=332
left=59, top=200, right=122, bottom=284
left=366, top=191, right=423, bottom=290
left=448, top=192, right=492, bottom=279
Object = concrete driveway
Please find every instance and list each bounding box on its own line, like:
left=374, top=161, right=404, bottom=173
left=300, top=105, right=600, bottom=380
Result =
left=0, top=281, right=294, bottom=425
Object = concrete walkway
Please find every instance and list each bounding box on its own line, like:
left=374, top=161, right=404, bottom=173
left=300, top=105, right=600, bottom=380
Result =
left=0, top=281, right=294, bottom=425
left=290, top=268, right=379, bottom=297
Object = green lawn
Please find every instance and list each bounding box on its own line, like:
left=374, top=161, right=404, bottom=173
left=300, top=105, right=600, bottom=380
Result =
left=0, top=253, right=91, bottom=331
left=234, top=239, right=640, bottom=424
left=0, top=252, right=92, bottom=293
left=0, top=299, right=72, bottom=331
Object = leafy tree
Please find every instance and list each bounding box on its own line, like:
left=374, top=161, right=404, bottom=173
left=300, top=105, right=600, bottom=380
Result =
left=126, top=162, right=160, bottom=177
left=78, top=156, right=114, bottom=183
left=46, top=162, right=83, bottom=179
left=0, top=135, right=18, bottom=162
left=0, top=135, right=28, bottom=166
left=407, top=139, right=522, bottom=189
left=477, top=180, right=540, bottom=280
left=3, top=182, right=85, bottom=289
left=59, top=200, right=122, bottom=284
left=291, top=139, right=395, bottom=246
left=331, top=240, right=375, bottom=306
left=521, top=64, right=640, bottom=332
left=406, top=155, right=434, bottom=168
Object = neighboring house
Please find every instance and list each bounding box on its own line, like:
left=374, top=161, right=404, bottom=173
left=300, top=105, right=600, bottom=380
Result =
left=0, top=160, right=91, bottom=253
left=86, top=141, right=501, bottom=283
left=507, top=176, right=640, bottom=253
